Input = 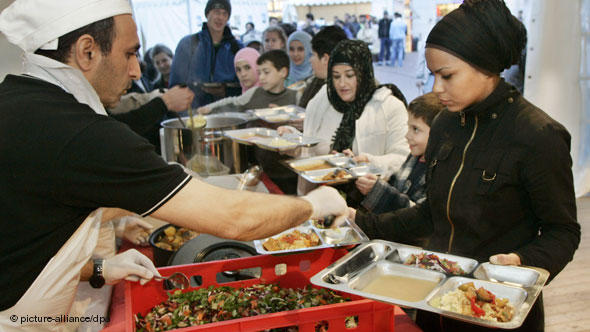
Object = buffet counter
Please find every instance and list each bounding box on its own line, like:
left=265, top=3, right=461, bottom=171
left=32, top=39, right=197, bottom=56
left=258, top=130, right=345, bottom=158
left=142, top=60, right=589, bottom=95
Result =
left=101, top=173, right=422, bottom=332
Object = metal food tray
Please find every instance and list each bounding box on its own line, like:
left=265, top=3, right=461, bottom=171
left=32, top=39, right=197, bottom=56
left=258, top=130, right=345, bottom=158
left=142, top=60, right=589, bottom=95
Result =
left=253, top=218, right=369, bottom=255
left=299, top=167, right=354, bottom=184
left=223, top=128, right=321, bottom=152
left=252, top=105, right=305, bottom=124
left=310, top=240, right=549, bottom=329
left=284, top=154, right=383, bottom=184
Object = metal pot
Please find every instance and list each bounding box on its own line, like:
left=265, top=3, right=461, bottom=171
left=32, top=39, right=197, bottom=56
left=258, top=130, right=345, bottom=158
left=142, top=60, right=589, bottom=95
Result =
left=160, top=112, right=251, bottom=175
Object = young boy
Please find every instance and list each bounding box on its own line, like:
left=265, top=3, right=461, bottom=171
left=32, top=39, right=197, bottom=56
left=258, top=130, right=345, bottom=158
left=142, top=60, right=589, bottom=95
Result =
left=355, top=92, right=444, bottom=214
left=197, top=49, right=298, bottom=114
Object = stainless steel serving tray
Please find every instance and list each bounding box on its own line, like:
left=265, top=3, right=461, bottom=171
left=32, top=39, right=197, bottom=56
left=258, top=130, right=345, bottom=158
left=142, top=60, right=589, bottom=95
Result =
left=250, top=105, right=305, bottom=124
left=253, top=218, right=369, bottom=255
left=223, top=128, right=321, bottom=152
left=284, top=154, right=383, bottom=184
left=310, top=240, right=549, bottom=329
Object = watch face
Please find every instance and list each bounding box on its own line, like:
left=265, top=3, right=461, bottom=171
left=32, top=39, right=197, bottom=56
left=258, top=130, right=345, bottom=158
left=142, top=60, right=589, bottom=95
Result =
left=89, top=274, right=105, bottom=288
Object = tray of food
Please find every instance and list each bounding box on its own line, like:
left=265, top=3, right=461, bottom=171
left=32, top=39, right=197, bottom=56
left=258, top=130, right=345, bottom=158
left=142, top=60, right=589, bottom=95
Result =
left=223, top=127, right=321, bottom=151
left=128, top=248, right=396, bottom=332
left=310, top=240, right=549, bottom=329
left=284, top=154, right=383, bottom=184
left=253, top=218, right=369, bottom=255
left=250, top=105, right=305, bottom=123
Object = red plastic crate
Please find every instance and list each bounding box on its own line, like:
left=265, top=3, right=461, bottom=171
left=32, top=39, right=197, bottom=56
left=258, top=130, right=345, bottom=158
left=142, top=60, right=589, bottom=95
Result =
left=125, top=248, right=395, bottom=332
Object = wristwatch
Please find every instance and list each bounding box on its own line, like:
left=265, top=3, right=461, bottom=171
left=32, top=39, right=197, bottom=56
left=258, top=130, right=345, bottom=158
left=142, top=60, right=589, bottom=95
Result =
left=89, top=259, right=105, bottom=288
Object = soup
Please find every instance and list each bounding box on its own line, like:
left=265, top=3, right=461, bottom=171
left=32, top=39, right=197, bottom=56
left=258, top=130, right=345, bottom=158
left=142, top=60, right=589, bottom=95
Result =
left=361, top=275, right=439, bottom=302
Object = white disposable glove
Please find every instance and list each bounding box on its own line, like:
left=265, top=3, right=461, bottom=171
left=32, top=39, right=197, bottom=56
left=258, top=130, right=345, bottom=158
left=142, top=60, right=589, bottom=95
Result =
left=114, top=216, right=153, bottom=246
left=301, top=186, right=347, bottom=220
left=103, top=249, right=161, bottom=285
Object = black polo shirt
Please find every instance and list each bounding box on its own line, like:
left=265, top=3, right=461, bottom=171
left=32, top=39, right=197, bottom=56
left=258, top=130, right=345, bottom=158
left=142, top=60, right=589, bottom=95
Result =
left=0, top=75, right=190, bottom=310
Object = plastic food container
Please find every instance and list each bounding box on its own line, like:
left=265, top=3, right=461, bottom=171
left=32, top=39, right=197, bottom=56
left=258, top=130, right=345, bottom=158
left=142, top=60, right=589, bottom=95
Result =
left=125, top=248, right=395, bottom=331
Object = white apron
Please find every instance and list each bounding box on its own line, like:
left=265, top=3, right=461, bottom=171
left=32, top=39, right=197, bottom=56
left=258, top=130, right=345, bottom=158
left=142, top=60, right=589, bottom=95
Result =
left=0, top=209, right=105, bottom=332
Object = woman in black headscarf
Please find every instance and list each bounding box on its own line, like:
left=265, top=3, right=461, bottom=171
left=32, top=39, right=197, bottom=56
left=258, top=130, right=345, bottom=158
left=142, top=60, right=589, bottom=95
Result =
left=351, top=1, right=580, bottom=331
left=326, top=39, right=409, bottom=178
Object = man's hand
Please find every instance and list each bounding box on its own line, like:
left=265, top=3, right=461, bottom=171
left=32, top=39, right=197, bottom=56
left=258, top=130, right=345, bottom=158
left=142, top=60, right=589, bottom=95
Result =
left=355, top=174, right=378, bottom=195
left=103, top=249, right=160, bottom=285
left=489, top=253, right=521, bottom=266
left=301, top=186, right=347, bottom=220
left=114, top=216, right=152, bottom=246
left=161, top=86, right=194, bottom=112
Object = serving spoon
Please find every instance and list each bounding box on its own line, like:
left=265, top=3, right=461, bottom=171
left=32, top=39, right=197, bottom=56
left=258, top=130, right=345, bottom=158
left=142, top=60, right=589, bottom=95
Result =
left=153, top=272, right=190, bottom=290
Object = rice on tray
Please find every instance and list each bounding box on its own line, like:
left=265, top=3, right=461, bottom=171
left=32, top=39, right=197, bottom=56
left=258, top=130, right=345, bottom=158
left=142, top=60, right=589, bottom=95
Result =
left=430, top=282, right=514, bottom=322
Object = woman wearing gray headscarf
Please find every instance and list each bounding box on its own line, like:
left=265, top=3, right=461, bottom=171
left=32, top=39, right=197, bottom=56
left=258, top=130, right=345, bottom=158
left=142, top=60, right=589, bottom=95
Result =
left=351, top=1, right=580, bottom=331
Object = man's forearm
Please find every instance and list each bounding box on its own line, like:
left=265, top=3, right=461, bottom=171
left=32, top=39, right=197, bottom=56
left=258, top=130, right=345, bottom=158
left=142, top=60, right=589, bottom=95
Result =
left=152, top=179, right=313, bottom=241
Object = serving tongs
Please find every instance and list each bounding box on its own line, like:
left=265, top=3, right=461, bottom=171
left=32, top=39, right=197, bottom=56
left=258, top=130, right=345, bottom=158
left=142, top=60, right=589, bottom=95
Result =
left=325, top=249, right=400, bottom=285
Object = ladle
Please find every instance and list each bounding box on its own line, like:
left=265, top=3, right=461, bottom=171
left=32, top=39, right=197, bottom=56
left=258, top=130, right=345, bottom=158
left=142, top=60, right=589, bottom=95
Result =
left=237, top=165, right=262, bottom=190
left=153, top=272, right=190, bottom=289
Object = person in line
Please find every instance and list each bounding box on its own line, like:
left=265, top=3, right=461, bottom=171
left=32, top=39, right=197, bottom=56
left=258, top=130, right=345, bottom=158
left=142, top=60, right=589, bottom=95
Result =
left=169, top=0, right=242, bottom=108
left=302, top=13, right=319, bottom=37
left=268, top=16, right=279, bottom=27
left=280, top=40, right=409, bottom=194
left=355, top=92, right=443, bottom=217
left=262, top=26, right=287, bottom=52
left=241, top=22, right=257, bottom=43
left=348, top=1, right=580, bottom=330
left=335, top=19, right=354, bottom=39
left=377, top=11, right=392, bottom=66
left=150, top=43, right=173, bottom=90
left=297, top=25, right=348, bottom=108
left=0, top=2, right=347, bottom=330
left=197, top=49, right=296, bottom=114
left=234, top=47, right=261, bottom=93
left=389, top=12, right=407, bottom=68
left=285, top=31, right=313, bottom=87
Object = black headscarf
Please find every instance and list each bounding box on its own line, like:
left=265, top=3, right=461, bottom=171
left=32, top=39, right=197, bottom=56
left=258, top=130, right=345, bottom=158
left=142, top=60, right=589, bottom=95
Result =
left=426, top=0, right=526, bottom=74
left=327, top=40, right=377, bottom=152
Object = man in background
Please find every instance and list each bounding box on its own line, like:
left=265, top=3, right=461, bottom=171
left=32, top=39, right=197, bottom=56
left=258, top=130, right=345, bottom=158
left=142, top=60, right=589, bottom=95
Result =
left=377, top=11, right=392, bottom=66
left=389, top=12, right=407, bottom=67
left=169, top=0, right=242, bottom=108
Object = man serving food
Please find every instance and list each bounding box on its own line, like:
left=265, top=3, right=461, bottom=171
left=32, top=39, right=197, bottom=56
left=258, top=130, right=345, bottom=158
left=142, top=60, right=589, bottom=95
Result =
left=0, top=1, right=346, bottom=331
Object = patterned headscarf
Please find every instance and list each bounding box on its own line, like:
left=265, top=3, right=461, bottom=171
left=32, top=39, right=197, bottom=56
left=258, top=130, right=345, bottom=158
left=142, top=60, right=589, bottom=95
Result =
left=327, top=40, right=377, bottom=152
left=286, top=31, right=313, bottom=85
left=234, top=47, right=260, bottom=92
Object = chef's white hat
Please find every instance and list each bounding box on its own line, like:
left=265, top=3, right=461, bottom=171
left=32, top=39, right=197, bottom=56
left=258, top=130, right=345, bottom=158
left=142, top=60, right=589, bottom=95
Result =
left=0, top=0, right=132, bottom=53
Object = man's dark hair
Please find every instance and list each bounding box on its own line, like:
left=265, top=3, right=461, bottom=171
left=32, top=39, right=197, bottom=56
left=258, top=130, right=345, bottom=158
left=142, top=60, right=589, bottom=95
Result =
left=34, top=17, right=115, bottom=63
left=394, top=12, right=402, bottom=18
left=246, top=22, right=254, bottom=29
left=257, top=49, right=290, bottom=74
left=306, top=13, right=314, bottom=21
left=279, top=23, right=296, bottom=37
left=311, top=25, right=348, bottom=58
left=408, top=92, right=444, bottom=127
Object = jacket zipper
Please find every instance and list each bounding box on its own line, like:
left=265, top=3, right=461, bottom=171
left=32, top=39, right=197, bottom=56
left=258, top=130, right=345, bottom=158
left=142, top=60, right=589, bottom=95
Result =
left=446, top=113, right=478, bottom=253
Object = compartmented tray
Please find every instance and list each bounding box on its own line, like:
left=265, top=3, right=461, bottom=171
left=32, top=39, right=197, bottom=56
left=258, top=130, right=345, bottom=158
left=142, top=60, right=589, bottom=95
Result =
left=223, top=127, right=321, bottom=152
left=310, top=240, right=549, bottom=329
left=253, top=218, right=369, bottom=255
left=250, top=105, right=305, bottom=123
left=284, top=154, right=383, bottom=184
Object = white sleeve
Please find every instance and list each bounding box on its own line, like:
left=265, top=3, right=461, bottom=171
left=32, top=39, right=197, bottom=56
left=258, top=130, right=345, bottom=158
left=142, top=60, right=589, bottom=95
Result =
left=204, top=87, right=257, bottom=110
left=366, top=94, right=410, bottom=179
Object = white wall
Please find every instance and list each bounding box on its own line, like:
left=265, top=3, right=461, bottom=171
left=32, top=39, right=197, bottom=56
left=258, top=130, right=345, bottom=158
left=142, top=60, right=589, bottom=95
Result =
left=524, top=0, right=587, bottom=195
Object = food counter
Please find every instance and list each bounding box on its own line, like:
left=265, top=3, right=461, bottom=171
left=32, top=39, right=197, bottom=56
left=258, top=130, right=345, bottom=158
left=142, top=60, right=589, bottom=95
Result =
left=100, top=173, right=422, bottom=332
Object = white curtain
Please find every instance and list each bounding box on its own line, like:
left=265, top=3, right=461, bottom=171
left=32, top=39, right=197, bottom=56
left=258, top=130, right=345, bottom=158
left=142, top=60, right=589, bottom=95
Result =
left=523, top=0, right=589, bottom=197
left=578, top=0, right=590, bottom=196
